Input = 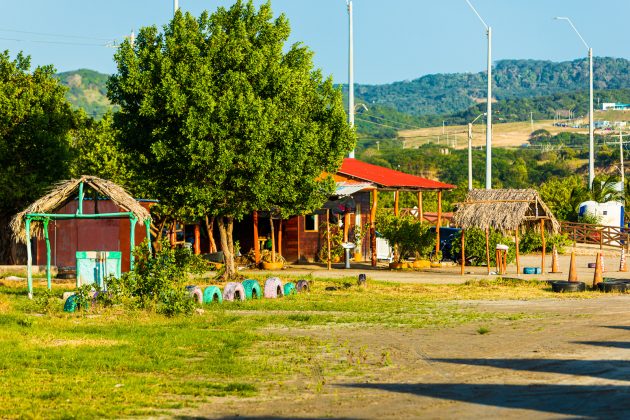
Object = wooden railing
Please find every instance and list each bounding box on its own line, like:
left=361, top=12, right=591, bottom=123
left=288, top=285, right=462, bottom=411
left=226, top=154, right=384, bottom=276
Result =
left=560, top=221, right=629, bottom=250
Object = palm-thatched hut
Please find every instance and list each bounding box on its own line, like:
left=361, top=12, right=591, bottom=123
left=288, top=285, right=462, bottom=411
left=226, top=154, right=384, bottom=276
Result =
left=453, top=189, right=559, bottom=275
left=11, top=175, right=152, bottom=298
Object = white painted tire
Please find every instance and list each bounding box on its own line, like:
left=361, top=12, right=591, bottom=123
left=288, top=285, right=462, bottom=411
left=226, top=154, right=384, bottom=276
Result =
left=223, top=282, right=246, bottom=301
left=264, top=277, right=284, bottom=299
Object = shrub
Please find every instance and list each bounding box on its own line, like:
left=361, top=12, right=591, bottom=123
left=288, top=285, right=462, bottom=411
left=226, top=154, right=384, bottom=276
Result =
left=450, top=227, right=515, bottom=266
left=376, top=212, right=434, bottom=262
left=519, top=230, right=573, bottom=254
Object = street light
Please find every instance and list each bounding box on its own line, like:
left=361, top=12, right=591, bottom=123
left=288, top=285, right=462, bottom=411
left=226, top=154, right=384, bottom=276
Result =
left=346, top=0, right=355, bottom=158
left=465, top=0, right=493, bottom=190
left=174, top=0, right=179, bottom=15
left=468, top=113, right=486, bottom=190
left=555, top=16, right=594, bottom=190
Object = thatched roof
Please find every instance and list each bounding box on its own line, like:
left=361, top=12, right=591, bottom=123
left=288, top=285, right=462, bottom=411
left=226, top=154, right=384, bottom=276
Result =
left=11, top=175, right=151, bottom=243
left=453, top=189, right=560, bottom=233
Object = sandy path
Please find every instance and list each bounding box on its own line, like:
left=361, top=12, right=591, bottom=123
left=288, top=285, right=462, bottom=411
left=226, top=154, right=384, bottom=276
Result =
left=183, top=296, right=630, bottom=419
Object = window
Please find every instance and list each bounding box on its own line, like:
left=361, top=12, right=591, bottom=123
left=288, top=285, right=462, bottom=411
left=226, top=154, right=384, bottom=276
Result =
left=304, top=214, right=318, bottom=232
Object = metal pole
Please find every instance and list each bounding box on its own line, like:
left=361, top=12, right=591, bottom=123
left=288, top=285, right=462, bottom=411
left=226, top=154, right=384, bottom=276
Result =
left=44, top=219, right=51, bottom=291
left=468, top=123, right=473, bottom=190
left=486, top=26, right=492, bottom=190
left=26, top=217, right=33, bottom=299
left=347, top=0, right=355, bottom=159
left=589, top=47, right=594, bottom=189
left=621, top=127, right=625, bottom=191
left=174, top=0, right=179, bottom=15
left=130, top=217, right=137, bottom=270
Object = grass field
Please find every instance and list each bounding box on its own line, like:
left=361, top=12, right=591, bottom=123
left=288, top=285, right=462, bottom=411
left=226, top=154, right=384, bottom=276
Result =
left=0, top=276, right=607, bottom=418
left=398, top=120, right=584, bottom=150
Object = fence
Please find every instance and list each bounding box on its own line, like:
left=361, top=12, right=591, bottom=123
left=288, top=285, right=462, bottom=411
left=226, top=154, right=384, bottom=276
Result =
left=560, top=221, right=629, bottom=250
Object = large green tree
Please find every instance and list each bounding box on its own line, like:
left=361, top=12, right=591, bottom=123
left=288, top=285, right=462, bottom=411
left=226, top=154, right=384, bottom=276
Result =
left=108, top=1, right=354, bottom=277
left=0, top=52, right=75, bottom=263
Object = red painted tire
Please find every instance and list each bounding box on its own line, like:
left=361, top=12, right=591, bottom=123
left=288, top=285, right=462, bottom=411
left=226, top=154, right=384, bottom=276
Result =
left=223, top=282, right=246, bottom=301
left=296, top=279, right=310, bottom=293
left=264, top=277, right=284, bottom=299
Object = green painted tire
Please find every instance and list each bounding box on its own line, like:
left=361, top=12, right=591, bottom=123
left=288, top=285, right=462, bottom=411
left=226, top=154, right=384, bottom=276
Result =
left=203, top=286, right=223, bottom=304
left=63, top=294, right=77, bottom=313
left=283, top=282, right=296, bottom=296
left=241, top=279, right=262, bottom=300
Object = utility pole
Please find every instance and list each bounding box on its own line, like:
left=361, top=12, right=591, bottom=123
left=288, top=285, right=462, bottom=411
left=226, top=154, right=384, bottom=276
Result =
left=468, top=123, right=473, bottom=190
left=620, top=127, right=625, bottom=189
left=129, top=29, right=135, bottom=48
left=347, top=0, right=355, bottom=158
left=174, top=0, right=179, bottom=15
left=530, top=111, right=534, bottom=132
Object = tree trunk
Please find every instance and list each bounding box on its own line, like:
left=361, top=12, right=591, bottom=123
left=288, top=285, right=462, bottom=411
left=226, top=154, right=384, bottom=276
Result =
left=269, top=216, right=276, bottom=263
left=205, top=215, right=217, bottom=253
left=0, top=214, right=22, bottom=264
left=217, top=216, right=236, bottom=279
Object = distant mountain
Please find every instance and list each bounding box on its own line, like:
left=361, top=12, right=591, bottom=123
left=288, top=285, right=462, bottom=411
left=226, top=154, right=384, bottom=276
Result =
left=349, top=58, right=630, bottom=116
left=55, top=69, right=115, bottom=118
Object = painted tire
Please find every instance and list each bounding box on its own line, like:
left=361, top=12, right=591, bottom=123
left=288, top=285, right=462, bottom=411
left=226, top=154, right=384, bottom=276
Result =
left=186, top=285, right=203, bottom=304
left=598, top=281, right=627, bottom=293
left=223, top=282, right=246, bottom=302
left=63, top=294, right=77, bottom=313
left=283, top=282, right=296, bottom=296
left=296, top=280, right=310, bottom=293
left=62, top=292, right=75, bottom=302
left=551, top=281, right=586, bottom=293
left=523, top=267, right=539, bottom=275
left=587, top=262, right=597, bottom=269
left=264, top=277, right=284, bottom=299
left=241, top=279, right=262, bottom=300
left=203, top=286, right=223, bottom=304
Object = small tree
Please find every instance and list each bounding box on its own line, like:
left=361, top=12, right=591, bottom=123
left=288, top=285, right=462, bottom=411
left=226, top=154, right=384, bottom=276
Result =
left=108, top=2, right=354, bottom=278
left=0, top=51, right=75, bottom=263
left=376, top=212, right=433, bottom=263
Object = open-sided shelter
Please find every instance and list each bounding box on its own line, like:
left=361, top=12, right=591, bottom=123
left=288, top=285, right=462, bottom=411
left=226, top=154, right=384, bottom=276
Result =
left=453, top=188, right=559, bottom=275
left=11, top=176, right=152, bottom=298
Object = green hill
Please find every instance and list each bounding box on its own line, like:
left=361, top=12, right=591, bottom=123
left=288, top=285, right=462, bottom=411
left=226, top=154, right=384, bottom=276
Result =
left=347, top=58, right=630, bottom=117
left=55, top=69, right=115, bottom=118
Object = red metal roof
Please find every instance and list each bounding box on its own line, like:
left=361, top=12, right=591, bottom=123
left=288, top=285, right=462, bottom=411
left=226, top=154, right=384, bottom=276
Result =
left=339, top=158, right=456, bottom=190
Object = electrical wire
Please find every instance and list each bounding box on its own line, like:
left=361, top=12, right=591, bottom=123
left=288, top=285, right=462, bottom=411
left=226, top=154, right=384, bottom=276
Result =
left=0, top=27, right=114, bottom=42
left=0, top=36, right=112, bottom=47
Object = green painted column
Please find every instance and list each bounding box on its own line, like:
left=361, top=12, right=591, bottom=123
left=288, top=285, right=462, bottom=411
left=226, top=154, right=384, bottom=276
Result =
left=77, top=182, right=84, bottom=215
left=25, top=217, right=33, bottom=299
left=145, top=220, right=152, bottom=253
left=130, top=217, right=137, bottom=270
left=43, top=218, right=51, bottom=290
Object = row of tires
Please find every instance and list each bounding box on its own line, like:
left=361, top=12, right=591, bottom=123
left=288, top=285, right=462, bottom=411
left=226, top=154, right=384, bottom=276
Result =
left=186, top=277, right=310, bottom=304
left=551, top=279, right=630, bottom=293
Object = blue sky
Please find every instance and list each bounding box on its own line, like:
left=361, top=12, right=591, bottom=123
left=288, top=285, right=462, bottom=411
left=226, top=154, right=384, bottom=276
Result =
left=1, top=1, right=629, bottom=85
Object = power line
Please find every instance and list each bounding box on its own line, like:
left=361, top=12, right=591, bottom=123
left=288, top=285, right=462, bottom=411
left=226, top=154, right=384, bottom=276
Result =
left=360, top=111, right=424, bottom=130
left=0, top=27, right=114, bottom=42
left=0, top=36, right=111, bottom=47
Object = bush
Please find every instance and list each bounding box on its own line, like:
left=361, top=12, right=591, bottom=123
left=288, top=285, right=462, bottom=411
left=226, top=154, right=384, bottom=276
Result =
left=120, top=239, right=208, bottom=316
left=519, top=230, right=573, bottom=254
left=376, top=212, right=434, bottom=262
left=450, top=227, right=515, bottom=266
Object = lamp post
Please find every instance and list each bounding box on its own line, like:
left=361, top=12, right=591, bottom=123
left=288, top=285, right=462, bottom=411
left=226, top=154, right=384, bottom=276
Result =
left=465, top=0, right=492, bottom=190
left=346, top=0, right=355, bottom=158
left=468, top=113, right=486, bottom=190
left=555, top=16, right=594, bottom=190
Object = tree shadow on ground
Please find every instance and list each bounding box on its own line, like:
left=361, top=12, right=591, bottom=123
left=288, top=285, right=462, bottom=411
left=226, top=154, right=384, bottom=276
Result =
left=343, top=383, right=630, bottom=417
left=573, top=341, right=630, bottom=349
left=432, top=358, right=630, bottom=381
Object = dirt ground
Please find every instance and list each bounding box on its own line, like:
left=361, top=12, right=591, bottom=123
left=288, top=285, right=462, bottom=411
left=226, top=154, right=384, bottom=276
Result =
left=182, top=296, right=630, bottom=419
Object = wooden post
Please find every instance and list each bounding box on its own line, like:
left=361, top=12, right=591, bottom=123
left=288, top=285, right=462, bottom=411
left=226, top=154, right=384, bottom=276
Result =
left=515, top=228, right=520, bottom=275
left=460, top=229, right=465, bottom=275
left=371, top=189, right=378, bottom=267
left=343, top=212, right=350, bottom=242
left=541, top=218, right=546, bottom=275
left=417, top=191, right=423, bottom=222
left=194, top=223, right=201, bottom=255
left=394, top=190, right=400, bottom=216
left=253, top=211, right=260, bottom=265
left=278, top=219, right=283, bottom=258
left=269, top=216, right=276, bottom=263
left=485, top=227, right=491, bottom=275
left=436, top=190, right=442, bottom=254
left=327, top=209, right=332, bottom=270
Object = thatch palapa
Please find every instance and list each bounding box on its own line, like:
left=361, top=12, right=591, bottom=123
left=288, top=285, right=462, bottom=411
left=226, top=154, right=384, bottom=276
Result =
left=11, top=175, right=151, bottom=243
left=453, top=189, right=559, bottom=233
